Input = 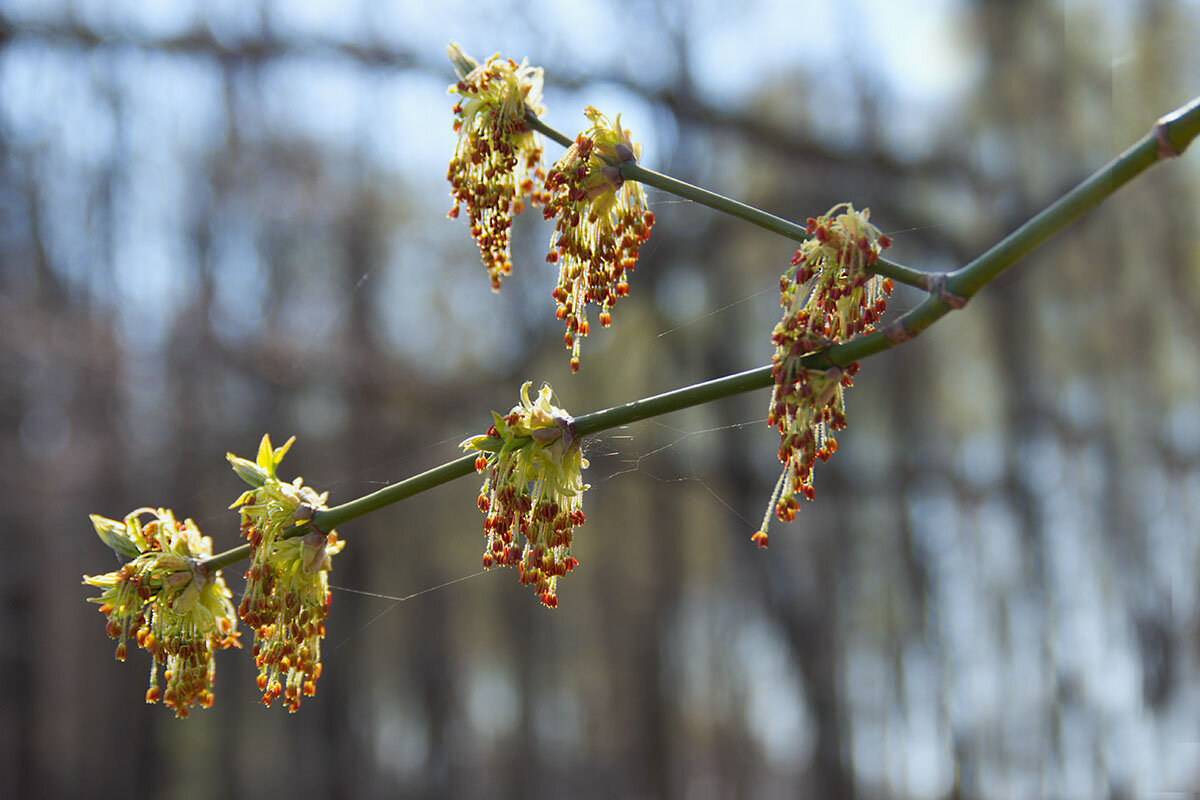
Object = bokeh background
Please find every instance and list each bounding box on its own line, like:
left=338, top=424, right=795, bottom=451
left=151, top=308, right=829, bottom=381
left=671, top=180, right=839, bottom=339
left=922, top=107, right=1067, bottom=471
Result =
left=3, top=1, right=1200, bottom=798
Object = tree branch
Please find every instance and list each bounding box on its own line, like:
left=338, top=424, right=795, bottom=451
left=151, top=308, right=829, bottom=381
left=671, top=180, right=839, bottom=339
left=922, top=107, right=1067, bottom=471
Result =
left=199, top=94, right=1200, bottom=574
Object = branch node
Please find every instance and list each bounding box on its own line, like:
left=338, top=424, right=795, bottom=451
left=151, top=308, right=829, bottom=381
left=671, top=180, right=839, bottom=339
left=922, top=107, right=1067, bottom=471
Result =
left=883, top=320, right=912, bottom=345
left=293, top=504, right=325, bottom=536
left=929, top=273, right=968, bottom=310
left=1154, top=115, right=1181, bottom=159
left=556, top=413, right=578, bottom=452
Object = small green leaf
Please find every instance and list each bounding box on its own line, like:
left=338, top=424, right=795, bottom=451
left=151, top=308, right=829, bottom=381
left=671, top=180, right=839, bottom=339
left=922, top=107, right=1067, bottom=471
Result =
left=90, top=514, right=142, bottom=559
left=227, top=453, right=268, bottom=488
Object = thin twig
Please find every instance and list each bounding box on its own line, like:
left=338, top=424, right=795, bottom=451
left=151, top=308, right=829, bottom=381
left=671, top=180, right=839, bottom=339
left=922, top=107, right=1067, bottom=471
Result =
left=526, top=110, right=936, bottom=292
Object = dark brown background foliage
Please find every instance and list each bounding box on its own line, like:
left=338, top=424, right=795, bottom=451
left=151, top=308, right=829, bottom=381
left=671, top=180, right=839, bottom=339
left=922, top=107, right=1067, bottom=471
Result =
left=2, top=1, right=1199, bottom=798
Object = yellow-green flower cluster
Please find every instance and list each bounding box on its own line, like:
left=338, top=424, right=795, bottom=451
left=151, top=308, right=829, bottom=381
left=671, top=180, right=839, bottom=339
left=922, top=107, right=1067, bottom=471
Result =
left=776, top=203, right=893, bottom=354
left=462, top=382, right=588, bottom=608
left=228, top=435, right=343, bottom=712
left=446, top=43, right=550, bottom=291
left=756, top=204, right=893, bottom=547
left=83, top=508, right=239, bottom=718
left=543, top=107, right=656, bottom=372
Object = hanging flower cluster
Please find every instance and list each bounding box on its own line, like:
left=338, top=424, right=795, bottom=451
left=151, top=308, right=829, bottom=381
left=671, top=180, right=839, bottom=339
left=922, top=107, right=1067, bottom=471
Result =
left=780, top=203, right=894, bottom=351
left=229, top=435, right=343, bottom=712
left=755, top=204, right=894, bottom=547
left=446, top=43, right=550, bottom=291
left=543, top=106, right=656, bottom=372
left=83, top=508, right=240, bottom=718
left=461, top=382, right=588, bottom=608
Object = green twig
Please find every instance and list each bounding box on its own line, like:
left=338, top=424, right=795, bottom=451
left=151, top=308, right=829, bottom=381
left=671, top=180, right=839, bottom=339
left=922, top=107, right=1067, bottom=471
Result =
left=202, top=367, right=775, bottom=571
left=525, top=110, right=573, bottom=149
left=526, top=109, right=933, bottom=291
left=819, top=94, right=1200, bottom=367
left=202, top=96, right=1200, bottom=574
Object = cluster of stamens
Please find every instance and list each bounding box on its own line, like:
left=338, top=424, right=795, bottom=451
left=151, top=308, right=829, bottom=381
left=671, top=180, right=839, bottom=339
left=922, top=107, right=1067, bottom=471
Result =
left=543, top=107, right=655, bottom=371
left=83, top=508, right=239, bottom=717
left=228, top=435, right=343, bottom=712
left=755, top=204, right=894, bottom=547
left=462, top=382, right=588, bottom=607
left=446, top=43, right=550, bottom=291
